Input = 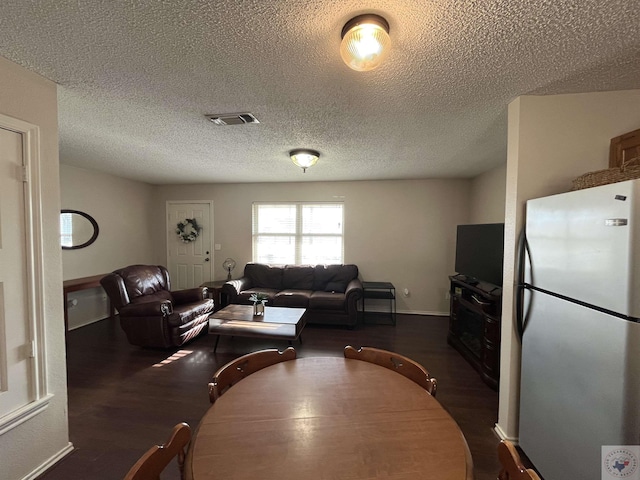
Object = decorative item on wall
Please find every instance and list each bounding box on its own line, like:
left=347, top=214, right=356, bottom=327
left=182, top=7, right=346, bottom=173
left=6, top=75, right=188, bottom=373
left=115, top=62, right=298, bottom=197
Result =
left=60, top=209, right=100, bottom=250
left=222, top=257, right=236, bottom=280
left=340, top=14, right=391, bottom=72
left=176, top=218, right=202, bottom=243
left=290, top=149, right=320, bottom=173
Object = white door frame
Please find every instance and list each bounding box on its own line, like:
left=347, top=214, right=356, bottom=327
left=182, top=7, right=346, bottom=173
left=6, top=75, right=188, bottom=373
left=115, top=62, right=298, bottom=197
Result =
left=166, top=200, right=214, bottom=284
left=0, top=113, right=51, bottom=435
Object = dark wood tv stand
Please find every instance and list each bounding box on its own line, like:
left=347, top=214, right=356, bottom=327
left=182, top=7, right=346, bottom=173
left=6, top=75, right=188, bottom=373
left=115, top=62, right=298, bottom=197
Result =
left=447, top=275, right=501, bottom=389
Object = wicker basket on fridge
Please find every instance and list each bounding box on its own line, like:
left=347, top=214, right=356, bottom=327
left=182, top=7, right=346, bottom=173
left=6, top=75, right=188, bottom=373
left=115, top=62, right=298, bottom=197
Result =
left=572, top=147, right=640, bottom=191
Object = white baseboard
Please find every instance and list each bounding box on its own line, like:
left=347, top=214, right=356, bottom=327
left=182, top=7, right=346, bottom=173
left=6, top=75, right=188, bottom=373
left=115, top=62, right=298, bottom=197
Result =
left=23, top=442, right=74, bottom=480
left=68, top=315, right=110, bottom=331
left=494, top=423, right=519, bottom=443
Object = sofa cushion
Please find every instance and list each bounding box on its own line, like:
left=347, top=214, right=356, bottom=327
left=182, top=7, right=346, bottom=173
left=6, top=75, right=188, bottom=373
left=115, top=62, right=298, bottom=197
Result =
left=283, top=265, right=314, bottom=290
left=313, top=264, right=359, bottom=291
left=244, top=263, right=283, bottom=289
left=273, top=290, right=312, bottom=308
left=325, top=281, right=347, bottom=293
left=309, top=291, right=347, bottom=310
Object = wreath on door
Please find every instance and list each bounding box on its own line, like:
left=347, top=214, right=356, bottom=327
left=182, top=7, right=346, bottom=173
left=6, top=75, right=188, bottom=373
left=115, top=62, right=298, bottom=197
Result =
left=176, top=218, right=202, bottom=243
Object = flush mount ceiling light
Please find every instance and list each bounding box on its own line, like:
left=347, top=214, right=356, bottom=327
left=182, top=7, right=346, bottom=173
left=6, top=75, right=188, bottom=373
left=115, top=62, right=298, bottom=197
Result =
left=290, top=149, right=319, bottom=173
left=340, top=14, right=390, bottom=72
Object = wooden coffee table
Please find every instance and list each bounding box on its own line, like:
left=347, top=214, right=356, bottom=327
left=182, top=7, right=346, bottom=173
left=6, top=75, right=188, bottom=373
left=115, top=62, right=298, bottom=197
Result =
left=208, top=304, right=307, bottom=352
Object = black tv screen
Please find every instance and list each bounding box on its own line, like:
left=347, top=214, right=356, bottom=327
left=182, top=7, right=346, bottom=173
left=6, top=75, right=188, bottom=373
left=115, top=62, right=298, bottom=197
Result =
left=455, top=223, right=505, bottom=286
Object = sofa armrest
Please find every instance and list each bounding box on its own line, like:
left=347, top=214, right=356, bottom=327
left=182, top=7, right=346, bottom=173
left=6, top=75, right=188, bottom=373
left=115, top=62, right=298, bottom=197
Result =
left=120, top=299, right=173, bottom=317
left=222, top=277, right=253, bottom=303
left=172, top=287, right=207, bottom=304
left=344, top=278, right=363, bottom=318
left=345, top=278, right=363, bottom=300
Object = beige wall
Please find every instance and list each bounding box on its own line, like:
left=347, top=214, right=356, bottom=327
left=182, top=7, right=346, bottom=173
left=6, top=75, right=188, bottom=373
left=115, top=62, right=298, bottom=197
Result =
left=60, top=164, right=155, bottom=328
left=153, top=179, right=471, bottom=315
left=497, top=89, right=640, bottom=441
left=0, top=57, right=70, bottom=478
left=469, top=163, right=507, bottom=224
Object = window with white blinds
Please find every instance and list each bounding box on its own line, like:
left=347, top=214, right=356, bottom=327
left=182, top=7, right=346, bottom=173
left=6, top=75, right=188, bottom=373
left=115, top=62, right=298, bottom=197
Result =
left=252, top=203, right=344, bottom=265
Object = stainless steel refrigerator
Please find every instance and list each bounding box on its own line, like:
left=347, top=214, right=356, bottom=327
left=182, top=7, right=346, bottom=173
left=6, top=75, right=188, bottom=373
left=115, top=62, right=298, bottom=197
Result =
left=518, top=179, right=640, bottom=480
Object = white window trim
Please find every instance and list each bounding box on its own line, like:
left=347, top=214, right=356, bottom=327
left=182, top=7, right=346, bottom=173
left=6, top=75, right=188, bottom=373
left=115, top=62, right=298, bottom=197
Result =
left=0, top=113, right=51, bottom=433
left=252, top=202, right=344, bottom=265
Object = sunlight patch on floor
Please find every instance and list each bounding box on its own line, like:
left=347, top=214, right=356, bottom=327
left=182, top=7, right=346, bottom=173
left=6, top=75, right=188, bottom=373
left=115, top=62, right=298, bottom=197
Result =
left=152, top=349, right=193, bottom=367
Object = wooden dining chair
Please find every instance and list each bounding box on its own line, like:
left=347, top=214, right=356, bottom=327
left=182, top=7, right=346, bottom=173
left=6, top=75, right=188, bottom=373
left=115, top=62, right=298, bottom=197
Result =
left=123, top=422, right=191, bottom=480
left=497, top=440, right=541, bottom=480
left=208, top=347, right=297, bottom=402
left=343, top=345, right=437, bottom=396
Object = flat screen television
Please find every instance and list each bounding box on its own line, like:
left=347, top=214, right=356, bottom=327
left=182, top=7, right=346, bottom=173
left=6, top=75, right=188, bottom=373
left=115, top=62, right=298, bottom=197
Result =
left=454, top=223, right=505, bottom=286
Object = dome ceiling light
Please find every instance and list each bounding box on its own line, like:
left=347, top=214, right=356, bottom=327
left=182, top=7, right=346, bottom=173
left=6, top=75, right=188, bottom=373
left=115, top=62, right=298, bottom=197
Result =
left=340, top=14, right=390, bottom=72
left=290, top=149, right=319, bottom=173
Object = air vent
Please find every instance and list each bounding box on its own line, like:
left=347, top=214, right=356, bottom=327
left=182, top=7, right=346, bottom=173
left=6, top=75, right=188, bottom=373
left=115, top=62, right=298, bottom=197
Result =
left=205, top=113, right=260, bottom=126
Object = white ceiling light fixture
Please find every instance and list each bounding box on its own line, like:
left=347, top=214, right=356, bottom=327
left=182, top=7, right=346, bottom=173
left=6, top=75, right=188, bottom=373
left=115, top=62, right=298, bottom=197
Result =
left=290, top=149, right=319, bottom=173
left=340, top=14, right=390, bottom=72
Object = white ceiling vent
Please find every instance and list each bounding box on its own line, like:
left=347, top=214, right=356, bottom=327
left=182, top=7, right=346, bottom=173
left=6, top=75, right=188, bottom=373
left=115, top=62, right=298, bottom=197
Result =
left=205, top=113, right=260, bottom=126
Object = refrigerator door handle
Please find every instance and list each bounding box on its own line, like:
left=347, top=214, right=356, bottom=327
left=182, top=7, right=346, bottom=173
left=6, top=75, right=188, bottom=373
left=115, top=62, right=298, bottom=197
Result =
left=515, top=226, right=530, bottom=341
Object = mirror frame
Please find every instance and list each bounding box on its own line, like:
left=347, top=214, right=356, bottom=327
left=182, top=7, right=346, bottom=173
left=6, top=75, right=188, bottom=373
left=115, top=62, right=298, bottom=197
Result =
left=61, top=209, right=99, bottom=250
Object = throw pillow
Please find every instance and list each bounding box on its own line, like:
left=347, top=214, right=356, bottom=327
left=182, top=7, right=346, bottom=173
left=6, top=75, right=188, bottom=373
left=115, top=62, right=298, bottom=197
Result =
left=325, top=281, right=346, bottom=293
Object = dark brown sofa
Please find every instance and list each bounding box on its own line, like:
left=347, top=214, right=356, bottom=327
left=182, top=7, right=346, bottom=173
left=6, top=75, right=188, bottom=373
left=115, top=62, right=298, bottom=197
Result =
left=222, top=263, right=363, bottom=327
left=101, top=264, right=214, bottom=348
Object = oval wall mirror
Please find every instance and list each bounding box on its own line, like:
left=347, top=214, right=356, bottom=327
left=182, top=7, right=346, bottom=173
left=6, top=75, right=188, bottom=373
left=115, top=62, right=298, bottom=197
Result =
left=60, top=209, right=99, bottom=250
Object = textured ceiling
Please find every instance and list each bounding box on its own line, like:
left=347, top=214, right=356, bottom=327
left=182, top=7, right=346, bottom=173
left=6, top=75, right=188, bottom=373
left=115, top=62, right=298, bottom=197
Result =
left=0, top=1, right=639, bottom=184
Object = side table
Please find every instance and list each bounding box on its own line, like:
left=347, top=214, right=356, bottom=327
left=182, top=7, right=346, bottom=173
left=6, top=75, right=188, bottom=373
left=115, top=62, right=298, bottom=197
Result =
left=362, top=281, right=396, bottom=325
left=200, top=280, right=228, bottom=312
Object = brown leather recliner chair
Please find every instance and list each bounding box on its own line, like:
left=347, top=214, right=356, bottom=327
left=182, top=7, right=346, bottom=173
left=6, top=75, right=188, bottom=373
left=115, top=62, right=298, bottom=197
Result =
left=101, top=265, right=214, bottom=348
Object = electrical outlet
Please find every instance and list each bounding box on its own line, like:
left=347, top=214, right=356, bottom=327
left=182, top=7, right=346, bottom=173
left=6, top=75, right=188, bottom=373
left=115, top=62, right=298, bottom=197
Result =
left=445, top=291, right=450, bottom=300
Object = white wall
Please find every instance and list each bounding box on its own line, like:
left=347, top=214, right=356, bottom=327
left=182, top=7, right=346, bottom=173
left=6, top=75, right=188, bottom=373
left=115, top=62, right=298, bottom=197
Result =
left=0, top=56, right=70, bottom=479
left=469, top=163, right=507, bottom=224
left=153, top=179, right=471, bottom=315
left=496, top=89, right=640, bottom=441
left=60, top=164, right=155, bottom=328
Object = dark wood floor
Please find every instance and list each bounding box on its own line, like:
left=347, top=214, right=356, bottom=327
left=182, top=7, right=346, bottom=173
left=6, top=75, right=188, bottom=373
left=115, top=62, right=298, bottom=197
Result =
left=39, top=314, right=500, bottom=480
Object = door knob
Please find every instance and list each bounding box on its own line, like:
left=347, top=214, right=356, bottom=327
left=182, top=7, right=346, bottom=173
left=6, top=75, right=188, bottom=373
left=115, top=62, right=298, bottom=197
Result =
left=205, top=258, right=210, bottom=262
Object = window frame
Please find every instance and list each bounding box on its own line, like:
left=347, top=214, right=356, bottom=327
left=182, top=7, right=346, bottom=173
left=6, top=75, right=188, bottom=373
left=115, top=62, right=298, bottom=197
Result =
left=252, top=202, right=344, bottom=265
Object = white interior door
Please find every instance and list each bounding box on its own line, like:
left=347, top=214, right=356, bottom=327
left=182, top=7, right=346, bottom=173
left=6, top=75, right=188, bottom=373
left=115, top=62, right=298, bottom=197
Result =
left=0, top=127, right=32, bottom=418
left=167, top=202, right=212, bottom=289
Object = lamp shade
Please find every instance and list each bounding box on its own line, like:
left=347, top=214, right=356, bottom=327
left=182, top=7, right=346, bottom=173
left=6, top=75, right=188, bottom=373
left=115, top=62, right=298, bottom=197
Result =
left=340, top=14, right=390, bottom=72
left=290, top=149, right=319, bottom=172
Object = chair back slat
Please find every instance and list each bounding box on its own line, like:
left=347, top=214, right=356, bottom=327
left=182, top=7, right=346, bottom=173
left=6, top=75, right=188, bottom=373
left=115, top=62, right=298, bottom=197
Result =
left=124, top=422, right=191, bottom=480
left=497, top=440, right=541, bottom=480
left=208, top=347, right=297, bottom=402
left=343, top=345, right=437, bottom=396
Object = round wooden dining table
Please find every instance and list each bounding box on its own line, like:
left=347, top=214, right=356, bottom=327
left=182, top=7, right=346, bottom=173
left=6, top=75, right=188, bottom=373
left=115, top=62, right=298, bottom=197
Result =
left=185, top=356, right=474, bottom=480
